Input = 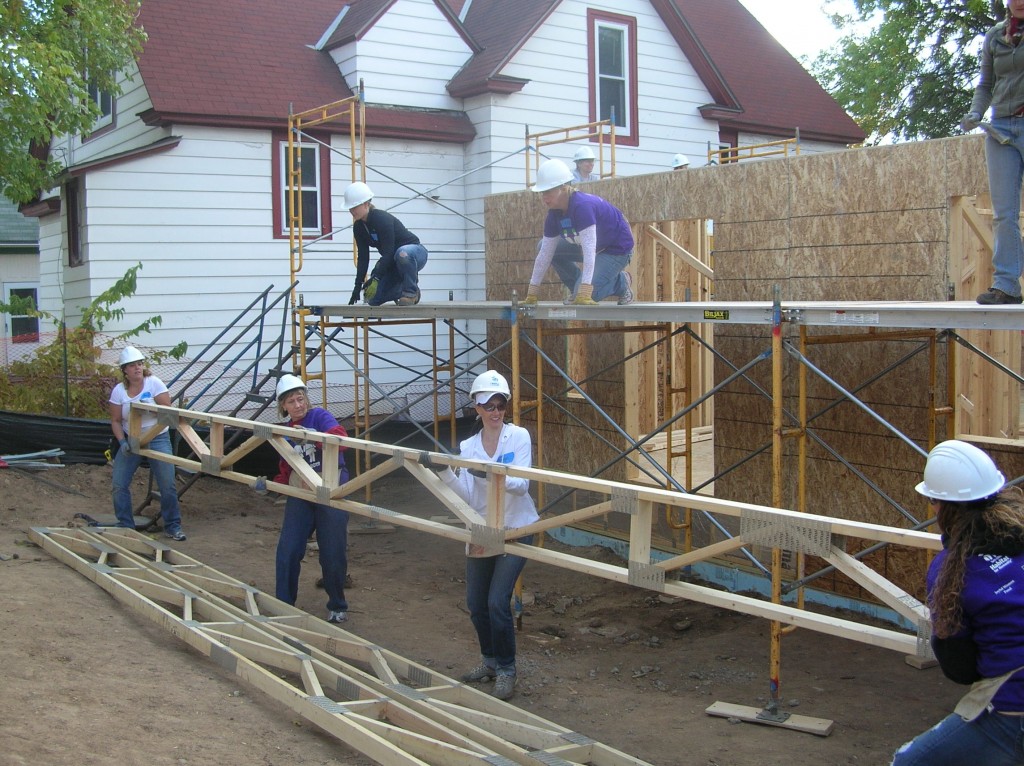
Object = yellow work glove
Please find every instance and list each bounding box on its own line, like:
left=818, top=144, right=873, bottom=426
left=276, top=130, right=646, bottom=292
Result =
left=572, top=283, right=597, bottom=305
left=521, top=284, right=539, bottom=305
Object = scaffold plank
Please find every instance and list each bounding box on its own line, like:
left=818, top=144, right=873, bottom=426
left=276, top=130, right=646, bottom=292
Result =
left=312, top=300, right=1024, bottom=331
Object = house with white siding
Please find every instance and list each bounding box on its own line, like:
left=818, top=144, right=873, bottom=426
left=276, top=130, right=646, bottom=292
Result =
left=19, top=0, right=863, bottom=407
left=0, top=198, right=41, bottom=365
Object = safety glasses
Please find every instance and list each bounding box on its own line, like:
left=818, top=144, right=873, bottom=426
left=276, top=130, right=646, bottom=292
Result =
left=477, top=400, right=507, bottom=412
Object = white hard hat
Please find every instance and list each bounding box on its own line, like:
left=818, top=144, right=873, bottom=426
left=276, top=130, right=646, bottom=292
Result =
left=532, top=159, right=575, bottom=192
left=118, top=346, right=145, bottom=366
left=469, top=370, right=510, bottom=404
left=672, top=153, right=690, bottom=168
left=573, top=146, right=595, bottom=162
left=276, top=373, right=307, bottom=401
left=343, top=181, right=373, bottom=209
left=915, top=440, right=1005, bottom=502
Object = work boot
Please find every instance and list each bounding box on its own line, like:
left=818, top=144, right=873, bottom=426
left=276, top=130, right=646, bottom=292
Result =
left=396, top=289, right=421, bottom=306
left=492, top=673, right=516, bottom=700
left=977, top=288, right=1023, bottom=305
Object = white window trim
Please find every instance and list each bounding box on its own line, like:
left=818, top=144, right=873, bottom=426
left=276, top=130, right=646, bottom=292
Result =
left=87, top=81, right=114, bottom=131
left=279, top=142, right=322, bottom=236
left=3, top=282, right=40, bottom=340
left=594, top=19, right=631, bottom=135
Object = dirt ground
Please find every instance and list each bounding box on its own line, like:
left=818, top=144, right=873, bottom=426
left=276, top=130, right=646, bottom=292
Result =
left=0, top=463, right=963, bottom=766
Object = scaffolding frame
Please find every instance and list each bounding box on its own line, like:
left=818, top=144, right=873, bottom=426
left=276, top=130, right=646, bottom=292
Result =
left=526, top=118, right=617, bottom=185
left=288, top=296, right=1024, bottom=725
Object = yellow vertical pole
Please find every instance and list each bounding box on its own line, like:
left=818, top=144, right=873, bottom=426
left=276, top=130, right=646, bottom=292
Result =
left=768, top=286, right=785, bottom=718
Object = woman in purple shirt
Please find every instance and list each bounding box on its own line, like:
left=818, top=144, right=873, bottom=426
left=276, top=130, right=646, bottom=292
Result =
left=892, top=440, right=1024, bottom=765
left=523, top=159, right=634, bottom=306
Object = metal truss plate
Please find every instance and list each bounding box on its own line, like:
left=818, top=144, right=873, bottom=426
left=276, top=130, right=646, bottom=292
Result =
left=200, top=454, right=222, bottom=475
left=915, top=618, right=934, bottom=660
left=253, top=423, right=273, bottom=440
left=526, top=753, right=576, bottom=766
left=559, top=731, right=596, bottom=746
left=740, top=508, right=831, bottom=557
left=367, top=504, right=401, bottom=521
left=308, top=695, right=352, bottom=715
left=628, top=562, right=665, bottom=590
left=388, top=683, right=427, bottom=701
left=333, top=676, right=360, bottom=701
left=156, top=410, right=178, bottom=429
left=406, top=664, right=434, bottom=688
left=470, top=523, right=505, bottom=556
left=612, top=486, right=639, bottom=515
left=316, top=485, right=331, bottom=504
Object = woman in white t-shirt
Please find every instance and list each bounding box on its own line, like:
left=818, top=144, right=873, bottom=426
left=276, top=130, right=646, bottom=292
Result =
left=434, top=370, right=538, bottom=701
left=108, top=346, right=186, bottom=540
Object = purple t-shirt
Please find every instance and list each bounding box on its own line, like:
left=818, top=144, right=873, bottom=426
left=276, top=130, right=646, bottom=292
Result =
left=542, top=190, right=633, bottom=255
left=928, top=549, right=1024, bottom=710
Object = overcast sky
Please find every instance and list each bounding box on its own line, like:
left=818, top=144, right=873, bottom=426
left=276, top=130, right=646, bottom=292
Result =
left=737, top=0, right=855, bottom=63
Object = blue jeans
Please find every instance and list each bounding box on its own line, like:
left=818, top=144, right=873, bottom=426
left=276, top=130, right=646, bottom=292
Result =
left=112, top=430, right=182, bottom=532
left=465, top=535, right=533, bottom=674
left=275, top=496, right=349, bottom=613
left=891, top=710, right=1024, bottom=766
left=986, top=116, right=1024, bottom=298
left=550, top=240, right=631, bottom=301
left=369, top=244, right=428, bottom=305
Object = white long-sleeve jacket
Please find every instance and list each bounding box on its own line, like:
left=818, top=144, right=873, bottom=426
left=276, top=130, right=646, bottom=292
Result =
left=440, top=423, right=539, bottom=530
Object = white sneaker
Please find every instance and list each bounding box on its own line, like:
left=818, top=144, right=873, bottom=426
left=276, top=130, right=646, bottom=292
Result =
left=327, top=610, right=347, bottom=623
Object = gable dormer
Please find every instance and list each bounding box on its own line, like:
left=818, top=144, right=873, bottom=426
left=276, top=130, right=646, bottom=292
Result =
left=318, top=0, right=476, bottom=111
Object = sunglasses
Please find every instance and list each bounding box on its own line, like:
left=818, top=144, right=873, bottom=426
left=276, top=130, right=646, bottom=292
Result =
left=477, top=400, right=507, bottom=412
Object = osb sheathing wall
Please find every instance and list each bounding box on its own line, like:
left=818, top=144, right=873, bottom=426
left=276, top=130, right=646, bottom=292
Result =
left=484, top=135, right=1024, bottom=594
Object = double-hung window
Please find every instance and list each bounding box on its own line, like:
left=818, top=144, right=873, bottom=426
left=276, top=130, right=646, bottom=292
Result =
left=272, top=134, right=332, bottom=239
left=5, top=284, right=39, bottom=343
left=588, top=11, right=638, bottom=146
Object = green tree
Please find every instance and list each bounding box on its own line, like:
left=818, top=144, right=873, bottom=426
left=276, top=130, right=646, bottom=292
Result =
left=0, top=0, right=146, bottom=203
left=0, top=263, right=186, bottom=418
left=811, top=0, right=1003, bottom=143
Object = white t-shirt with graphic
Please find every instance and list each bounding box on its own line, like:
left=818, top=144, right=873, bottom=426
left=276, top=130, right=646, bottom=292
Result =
left=109, top=375, right=169, bottom=434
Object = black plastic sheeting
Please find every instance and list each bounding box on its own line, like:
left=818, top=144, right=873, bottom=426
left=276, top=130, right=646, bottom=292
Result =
left=0, top=409, right=111, bottom=465
left=0, top=409, right=278, bottom=473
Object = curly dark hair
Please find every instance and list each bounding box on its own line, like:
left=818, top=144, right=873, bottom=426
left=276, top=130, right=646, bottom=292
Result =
left=930, top=486, right=1024, bottom=638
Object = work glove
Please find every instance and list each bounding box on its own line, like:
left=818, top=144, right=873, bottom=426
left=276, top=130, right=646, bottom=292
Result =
left=363, top=276, right=379, bottom=302
left=960, top=112, right=982, bottom=132
left=572, top=283, right=598, bottom=306
left=348, top=284, right=361, bottom=305
left=119, top=439, right=131, bottom=455
left=417, top=451, right=447, bottom=472
left=468, top=468, right=487, bottom=479
left=252, top=476, right=268, bottom=495
left=521, top=284, right=540, bottom=305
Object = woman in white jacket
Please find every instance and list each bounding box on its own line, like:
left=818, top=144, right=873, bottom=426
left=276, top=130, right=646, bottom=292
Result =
left=438, top=370, right=538, bottom=700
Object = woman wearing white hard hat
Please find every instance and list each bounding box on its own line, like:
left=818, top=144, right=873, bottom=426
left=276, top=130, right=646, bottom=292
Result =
left=571, top=146, right=600, bottom=183
left=272, top=374, right=352, bottom=625
left=892, top=440, right=1024, bottom=765
left=523, top=158, right=634, bottom=306
left=108, top=346, right=186, bottom=540
left=344, top=181, right=428, bottom=307
left=422, top=370, right=538, bottom=700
